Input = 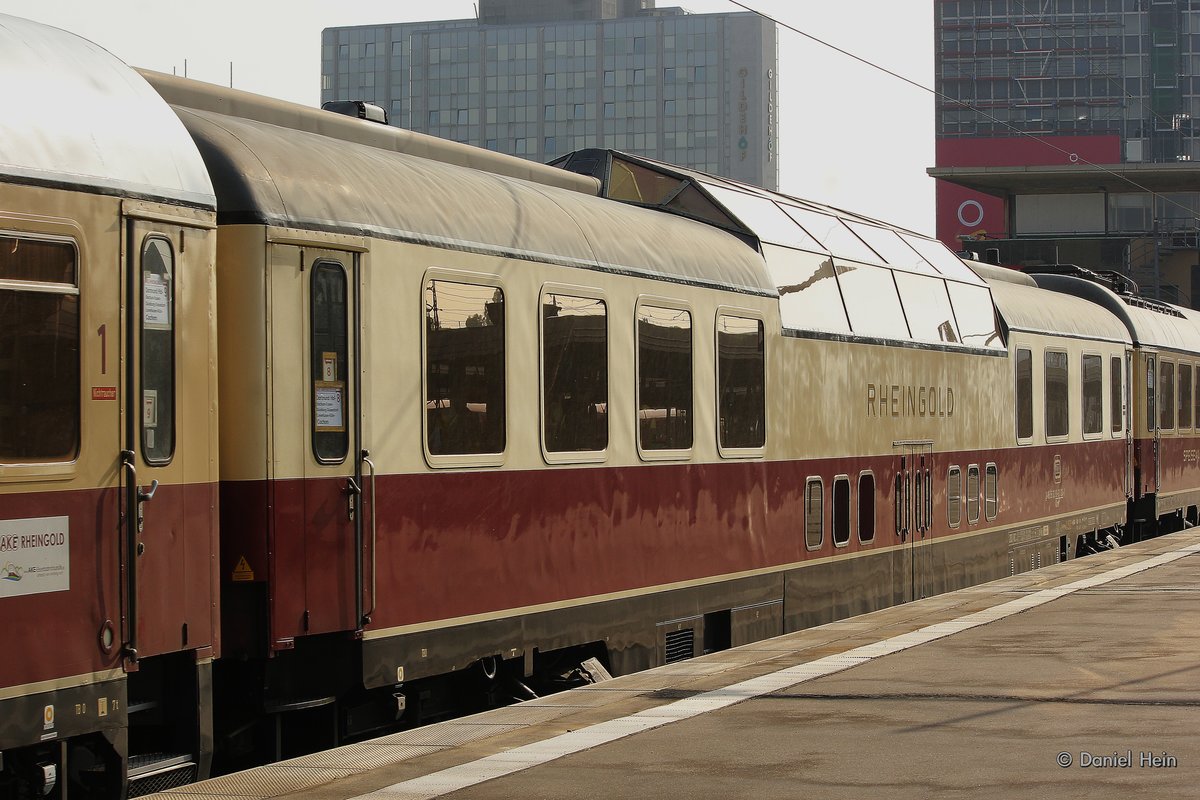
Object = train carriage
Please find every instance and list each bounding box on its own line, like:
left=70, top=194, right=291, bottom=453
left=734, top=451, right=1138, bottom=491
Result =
left=5, top=13, right=1200, bottom=799
left=0, top=15, right=220, bottom=798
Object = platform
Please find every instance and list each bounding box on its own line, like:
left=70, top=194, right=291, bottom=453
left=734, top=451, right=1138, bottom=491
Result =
left=152, top=530, right=1200, bottom=800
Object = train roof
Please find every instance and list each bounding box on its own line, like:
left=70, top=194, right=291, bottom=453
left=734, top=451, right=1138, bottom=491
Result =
left=0, top=15, right=214, bottom=208
left=1030, top=274, right=1200, bottom=354
left=986, top=279, right=1132, bottom=345
left=175, top=108, right=775, bottom=296
left=141, top=70, right=600, bottom=197
left=554, top=149, right=1004, bottom=350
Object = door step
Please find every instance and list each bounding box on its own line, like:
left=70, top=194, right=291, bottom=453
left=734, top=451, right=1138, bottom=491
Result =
left=127, top=753, right=196, bottom=798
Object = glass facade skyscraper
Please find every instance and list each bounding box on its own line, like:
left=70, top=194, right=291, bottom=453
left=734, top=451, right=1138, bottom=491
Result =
left=321, top=3, right=778, bottom=190
left=931, top=1, right=1200, bottom=306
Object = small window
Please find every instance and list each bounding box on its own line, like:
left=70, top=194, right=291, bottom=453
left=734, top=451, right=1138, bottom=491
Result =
left=805, top=478, right=823, bottom=550
left=1045, top=350, right=1069, bottom=438
left=924, top=468, right=932, bottom=529
left=717, top=315, right=765, bottom=451
left=914, top=470, right=923, bottom=531
left=1146, top=355, right=1156, bottom=431
left=1179, top=363, right=1193, bottom=429
left=1016, top=348, right=1033, bottom=441
left=947, top=466, right=962, bottom=528
left=311, top=261, right=349, bottom=463
left=893, top=473, right=903, bottom=537
left=638, top=304, right=692, bottom=452
left=0, top=234, right=79, bottom=463
left=542, top=293, right=607, bottom=454
left=984, top=463, right=998, bottom=521
left=832, top=475, right=850, bottom=547
left=1111, top=355, right=1123, bottom=434
left=1082, top=354, right=1103, bottom=436
left=966, top=464, right=980, bottom=524
left=858, top=472, right=875, bottom=542
left=425, top=280, right=506, bottom=456
left=1160, top=360, right=1175, bottom=430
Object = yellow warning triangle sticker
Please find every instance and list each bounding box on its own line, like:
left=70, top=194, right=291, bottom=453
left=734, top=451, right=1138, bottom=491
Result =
left=232, top=556, right=255, bottom=582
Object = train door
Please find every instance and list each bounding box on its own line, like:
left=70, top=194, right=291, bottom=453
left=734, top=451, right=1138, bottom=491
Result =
left=893, top=441, right=933, bottom=604
left=120, top=210, right=218, bottom=662
left=1125, top=349, right=1134, bottom=498
left=281, top=245, right=368, bottom=638
left=1145, top=352, right=1159, bottom=496
left=119, top=206, right=219, bottom=786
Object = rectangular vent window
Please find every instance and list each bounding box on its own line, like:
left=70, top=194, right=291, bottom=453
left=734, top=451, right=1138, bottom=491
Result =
left=664, top=628, right=695, bottom=664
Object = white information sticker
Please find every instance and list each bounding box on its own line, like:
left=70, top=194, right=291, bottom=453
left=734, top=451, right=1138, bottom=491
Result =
left=315, top=383, right=345, bottom=431
left=0, top=516, right=70, bottom=598
left=143, top=273, right=171, bottom=329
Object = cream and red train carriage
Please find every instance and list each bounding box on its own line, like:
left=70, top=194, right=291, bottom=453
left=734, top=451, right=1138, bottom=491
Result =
left=0, top=14, right=219, bottom=799
left=1031, top=271, right=1200, bottom=536
left=6, top=12, right=1200, bottom=799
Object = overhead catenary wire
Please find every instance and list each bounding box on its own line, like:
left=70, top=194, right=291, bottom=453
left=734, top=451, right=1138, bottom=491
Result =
left=726, top=0, right=1200, bottom=227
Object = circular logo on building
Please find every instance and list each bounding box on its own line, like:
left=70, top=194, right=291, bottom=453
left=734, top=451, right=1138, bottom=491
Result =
left=956, top=200, right=985, bottom=228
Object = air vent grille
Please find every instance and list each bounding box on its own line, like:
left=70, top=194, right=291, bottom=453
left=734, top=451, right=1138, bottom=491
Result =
left=664, top=628, right=695, bottom=664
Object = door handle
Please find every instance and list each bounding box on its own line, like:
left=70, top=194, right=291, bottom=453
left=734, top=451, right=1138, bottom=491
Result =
left=138, top=480, right=159, bottom=503
left=346, top=477, right=362, bottom=521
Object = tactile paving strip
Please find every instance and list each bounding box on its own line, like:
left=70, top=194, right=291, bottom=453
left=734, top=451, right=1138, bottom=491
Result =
left=165, top=767, right=357, bottom=798
left=374, top=722, right=523, bottom=749
left=286, top=744, right=444, bottom=772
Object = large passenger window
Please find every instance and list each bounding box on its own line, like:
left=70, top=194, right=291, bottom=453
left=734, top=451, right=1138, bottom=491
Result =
left=1179, top=363, right=1193, bottom=429
left=1160, top=360, right=1175, bottom=431
left=141, top=237, right=175, bottom=463
left=542, top=293, right=607, bottom=453
left=1045, top=350, right=1068, bottom=438
left=1081, top=354, right=1102, bottom=436
left=0, top=235, right=79, bottom=462
left=1015, top=348, right=1033, bottom=441
left=1111, top=356, right=1123, bottom=435
left=637, top=304, right=692, bottom=452
left=311, top=262, right=349, bottom=463
left=425, top=280, right=506, bottom=456
left=717, top=314, right=765, bottom=450
left=805, top=478, right=823, bottom=550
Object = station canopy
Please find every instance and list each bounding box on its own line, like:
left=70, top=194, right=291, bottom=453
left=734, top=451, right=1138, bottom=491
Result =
left=553, top=150, right=1004, bottom=350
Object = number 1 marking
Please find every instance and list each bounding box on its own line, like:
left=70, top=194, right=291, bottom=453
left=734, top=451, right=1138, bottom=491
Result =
left=97, top=324, right=107, bottom=374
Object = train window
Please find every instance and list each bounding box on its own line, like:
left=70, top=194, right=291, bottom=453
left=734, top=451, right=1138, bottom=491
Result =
left=1044, top=350, right=1069, bottom=439
left=425, top=280, right=506, bottom=456
left=1015, top=348, right=1033, bottom=442
left=637, top=304, right=692, bottom=452
left=141, top=237, right=175, bottom=464
left=1146, top=355, right=1156, bottom=432
left=542, top=293, right=607, bottom=454
left=893, top=473, right=902, bottom=537
left=1194, top=362, right=1200, bottom=433
left=805, top=478, right=823, bottom=550
left=1111, top=356, right=1123, bottom=435
left=1179, top=363, right=1193, bottom=430
left=947, top=466, right=962, bottom=528
left=0, top=234, right=79, bottom=462
left=832, top=475, right=850, bottom=547
left=1160, top=360, right=1175, bottom=431
left=312, top=262, right=350, bottom=463
left=925, top=468, right=932, bottom=528
left=717, top=314, right=765, bottom=451
left=858, top=472, right=875, bottom=543
left=913, top=472, right=923, bottom=531
left=966, top=465, right=980, bottom=524
left=1081, top=354, right=1103, bottom=436
left=985, top=463, right=998, bottom=521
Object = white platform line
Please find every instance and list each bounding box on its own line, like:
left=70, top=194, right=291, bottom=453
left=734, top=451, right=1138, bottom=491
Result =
left=352, top=542, right=1200, bottom=800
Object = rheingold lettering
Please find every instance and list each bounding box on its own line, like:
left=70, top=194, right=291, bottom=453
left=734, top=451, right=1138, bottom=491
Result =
left=866, top=384, right=955, bottom=418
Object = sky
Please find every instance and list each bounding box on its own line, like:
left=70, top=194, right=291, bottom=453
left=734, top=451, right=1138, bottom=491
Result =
left=0, top=1, right=935, bottom=233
